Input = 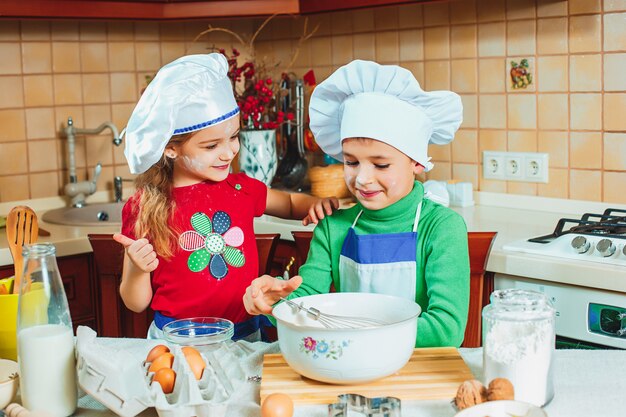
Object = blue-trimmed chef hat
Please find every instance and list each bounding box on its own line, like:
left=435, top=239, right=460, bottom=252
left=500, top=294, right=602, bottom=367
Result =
left=122, top=53, right=239, bottom=174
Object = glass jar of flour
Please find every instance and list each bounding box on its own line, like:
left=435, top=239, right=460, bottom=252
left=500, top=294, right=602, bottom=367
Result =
left=482, top=289, right=555, bottom=407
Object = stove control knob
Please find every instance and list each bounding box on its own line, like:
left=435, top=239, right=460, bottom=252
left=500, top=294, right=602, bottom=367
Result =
left=596, top=239, right=616, bottom=257
left=623, top=245, right=626, bottom=257
left=571, top=236, right=590, bottom=253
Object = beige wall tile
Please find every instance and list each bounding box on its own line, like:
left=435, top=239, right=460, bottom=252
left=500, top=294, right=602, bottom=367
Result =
left=399, top=29, right=424, bottom=61
left=292, top=41, right=311, bottom=69
left=479, top=129, right=507, bottom=152
left=110, top=73, right=137, bottom=103
left=423, top=2, right=450, bottom=27
left=29, top=171, right=60, bottom=198
left=28, top=139, right=58, bottom=172
left=0, top=109, right=26, bottom=142
left=107, top=22, right=134, bottom=41
left=135, top=22, right=160, bottom=41
left=0, top=142, right=28, bottom=175
left=403, top=61, right=424, bottom=84
left=424, top=60, right=450, bottom=90
left=54, top=106, right=84, bottom=137
left=452, top=129, right=478, bottom=163
left=570, top=131, right=602, bottom=169
left=570, top=169, right=601, bottom=201
left=0, top=76, right=24, bottom=109
left=479, top=95, right=506, bottom=128
left=478, top=58, right=505, bottom=93
left=569, top=15, right=601, bottom=53
left=0, top=175, right=29, bottom=202
left=507, top=181, right=537, bottom=195
left=83, top=105, right=112, bottom=132
left=478, top=22, right=506, bottom=57
left=604, top=13, right=626, bottom=51
left=95, top=166, right=115, bottom=192
left=537, top=94, right=567, bottom=130
left=604, top=94, right=626, bottom=131
left=508, top=130, right=537, bottom=152
left=113, top=139, right=127, bottom=165
left=429, top=142, right=451, bottom=161
left=311, top=36, right=332, bottom=66
left=460, top=94, right=478, bottom=128
left=331, top=35, right=353, bottom=66
left=538, top=168, right=568, bottom=198
left=451, top=0, right=477, bottom=24
left=537, top=18, right=568, bottom=55
left=605, top=0, right=626, bottom=11
left=426, top=161, right=452, bottom=180
left=352, top=8, right=375, bottom=32
left=508, top=94, right=537, bottom=129
left=480, top=178, right=507, bottom=192
left=453, top=163, right=479, bottom=186
left=424, top=27, right=450, bottom=59
left=25, top=108, right=55, bottom=140
left=450, top=25, right=477, bottom=58
left=51, top=21, right=79, bottom=41
left=375, top=6, right=399, bottom=31
left=604, top=172, right=626, bottom=203
left=506, top=0, right=536, bottom=20
left=52, top=42, right=80, bottom=73
left=375, top=31, right=399, bottom=63
left=80, top=22, right=107, bottom=41
left=109, top=42, right=136, bottom=71
left=537, top=56, right=568, bottom=92
left=160, top=22, right=187, bottom=41
left=569, top=54, right=602, bottom=91
left=272, top=39, right=293, bottom=69
left=135, top=42, right=161, bottom=72
left=0, top=21, right=21, bottom=41
left=86, top=135, right=114, bottom=166
left=23, top=75, right=53, bottom=107
left=537, top=0, right=568, bottom=17
left=398, top=3, right=424, bottom=29
left=353, top=33, right=376, bottom=61
left=603, top=133, right=626, bottom=170
left=477, top=0, right=506, bottom=22
left=507, top=20, right=536, bottom=56
left=569, top=0, right=601, bottom=14
left=604, top=53, right=626, bottom=91
left=82, top=74, right=111, bottom=104
left=53, top=74, right=82, bottom=105
left=0, top=44, right=21, bottom=75
left=451, top=59, right=477, bottom=93
left=111, top=103, right=135, bottom=134
left=21, top=21, right=50, bottom=41
left=22, top=42, right=52, bottom=74
left=570, top=94, right=602, bottom=130
left=538, top=131, right=568, bottom=168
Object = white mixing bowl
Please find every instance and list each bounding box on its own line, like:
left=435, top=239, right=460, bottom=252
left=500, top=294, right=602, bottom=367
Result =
left=272, top=292, right=421, bottom=384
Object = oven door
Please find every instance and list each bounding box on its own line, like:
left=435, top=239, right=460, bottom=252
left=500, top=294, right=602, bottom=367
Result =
left=494, top=273, right=626, bottom=350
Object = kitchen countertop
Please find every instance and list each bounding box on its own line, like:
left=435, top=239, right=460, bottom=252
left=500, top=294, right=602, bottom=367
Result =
left=1, top=190, right=625, bottom=292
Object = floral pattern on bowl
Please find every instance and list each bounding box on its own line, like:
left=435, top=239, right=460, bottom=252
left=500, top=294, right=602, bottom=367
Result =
left=300, top=337, right=351, bottom=360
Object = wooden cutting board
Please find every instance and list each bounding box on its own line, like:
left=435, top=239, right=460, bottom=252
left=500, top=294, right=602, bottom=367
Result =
left=260, top=347, right=473, bottom=405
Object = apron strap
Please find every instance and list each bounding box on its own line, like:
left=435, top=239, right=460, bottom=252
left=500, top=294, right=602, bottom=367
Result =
left=351, top=210, right=364, bottom=228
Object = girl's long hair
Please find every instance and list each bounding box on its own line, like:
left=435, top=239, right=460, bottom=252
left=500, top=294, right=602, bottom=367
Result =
left=132, top=134, right=192, bottom=259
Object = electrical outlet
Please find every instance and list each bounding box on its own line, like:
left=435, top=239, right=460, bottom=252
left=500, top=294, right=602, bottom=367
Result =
left=505, top=153, right=524, bottom=180
left=483, top=151, right=505, bottom=180
left=524, top=153, right=549, bottom=183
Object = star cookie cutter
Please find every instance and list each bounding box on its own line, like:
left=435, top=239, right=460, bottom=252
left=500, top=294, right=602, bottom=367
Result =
left=328, top=393, right=401, bottom=417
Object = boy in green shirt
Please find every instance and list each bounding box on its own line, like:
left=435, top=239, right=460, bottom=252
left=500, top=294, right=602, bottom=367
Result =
left=243, top=60, right=470, bottom=347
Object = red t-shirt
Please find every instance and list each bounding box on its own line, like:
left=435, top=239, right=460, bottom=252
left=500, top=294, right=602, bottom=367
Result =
left=121, top=173, right=267, bottom=324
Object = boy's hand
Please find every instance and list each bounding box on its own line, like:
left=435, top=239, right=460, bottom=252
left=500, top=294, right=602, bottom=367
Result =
left=243, top=275, right=303, bottom=315
left=113, top=233, right=159, bottom=273
left=303, top=197, right=340, bottom=226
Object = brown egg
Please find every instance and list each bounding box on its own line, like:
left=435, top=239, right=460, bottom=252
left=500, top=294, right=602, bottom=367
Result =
left=261, top=393, right=294, bottom=417
left=146, top=344, right=170, bottom=363
left=153, top=368, right=176, bottom=394
left=182, top=347, right=205, bottom=380
left=148, top=352, right=174, bottom=373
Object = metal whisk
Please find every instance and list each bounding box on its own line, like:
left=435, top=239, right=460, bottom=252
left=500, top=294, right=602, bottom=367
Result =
left=280, top=297, right=388, bottom=329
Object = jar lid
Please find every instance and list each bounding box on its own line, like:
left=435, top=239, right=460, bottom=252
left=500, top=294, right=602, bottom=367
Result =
left=484, top=289, right=555, bottom=321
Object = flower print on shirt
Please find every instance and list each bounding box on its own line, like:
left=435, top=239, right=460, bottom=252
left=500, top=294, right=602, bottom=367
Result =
left=179, top=211, right=245, bottom=279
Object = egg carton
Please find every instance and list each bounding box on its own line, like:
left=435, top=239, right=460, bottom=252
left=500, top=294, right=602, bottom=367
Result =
left=75, top=326, right=251, bottom=417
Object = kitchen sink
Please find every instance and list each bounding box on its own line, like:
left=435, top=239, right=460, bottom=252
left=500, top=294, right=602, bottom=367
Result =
left=42, top=202, right=124, bottom=226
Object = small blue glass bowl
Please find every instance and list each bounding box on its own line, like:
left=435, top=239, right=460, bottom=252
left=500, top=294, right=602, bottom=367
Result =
left=162, top=317, right=234, bottom=346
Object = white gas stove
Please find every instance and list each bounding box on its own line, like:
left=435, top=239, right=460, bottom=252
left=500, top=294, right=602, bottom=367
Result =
left=497, top=208, right=626, bottom=349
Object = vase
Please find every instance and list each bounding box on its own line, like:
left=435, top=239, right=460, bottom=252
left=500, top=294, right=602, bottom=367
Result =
left=238, top=129, right=278, bottom=186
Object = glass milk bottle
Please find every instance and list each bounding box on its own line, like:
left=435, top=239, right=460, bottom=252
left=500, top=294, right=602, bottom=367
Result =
left=482, top=289, right=555, bottom=407
left=17, top=243, right=77, bottom=417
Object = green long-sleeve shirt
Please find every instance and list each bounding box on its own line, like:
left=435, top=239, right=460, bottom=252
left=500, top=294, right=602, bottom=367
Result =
left=291, top=181, right=470, bottom=347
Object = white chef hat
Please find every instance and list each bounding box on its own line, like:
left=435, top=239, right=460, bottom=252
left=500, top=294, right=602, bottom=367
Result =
left=122, top=53, right=239, bottom=174
left=309, top=60, right=462, bottom=171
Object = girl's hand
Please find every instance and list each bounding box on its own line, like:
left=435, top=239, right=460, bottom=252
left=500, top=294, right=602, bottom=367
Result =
left=243, top=275, right=303, bottom=315
left=302, top=197, right=340, bottom=226
left=113, top=233, right=159, bottom=273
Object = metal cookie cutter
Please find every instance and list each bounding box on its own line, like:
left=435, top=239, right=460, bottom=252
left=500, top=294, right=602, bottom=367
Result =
left=328, top=393, right=401, bottom=417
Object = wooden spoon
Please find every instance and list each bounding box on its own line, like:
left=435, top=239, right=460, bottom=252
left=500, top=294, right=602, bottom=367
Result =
left=6, top=206, right=39, bottom=294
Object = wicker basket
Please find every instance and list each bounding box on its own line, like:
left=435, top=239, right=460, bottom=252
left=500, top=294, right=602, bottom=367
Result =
left=308, top=164, right=351, bottom=198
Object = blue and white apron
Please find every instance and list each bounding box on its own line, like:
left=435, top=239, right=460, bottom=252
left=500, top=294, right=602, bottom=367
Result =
left=338, top=200, right=423, bottom=301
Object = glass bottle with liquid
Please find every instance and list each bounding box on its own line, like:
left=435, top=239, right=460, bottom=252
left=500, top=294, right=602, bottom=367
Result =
left=17, top=243, right=77, bottom=417
left=482, top=289, right=555, bottom=407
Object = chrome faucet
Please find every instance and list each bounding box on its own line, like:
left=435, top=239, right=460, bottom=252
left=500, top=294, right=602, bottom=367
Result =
left=63, top=116, right=122, bottom=207
left=114, top=176, right=134, bottom=202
